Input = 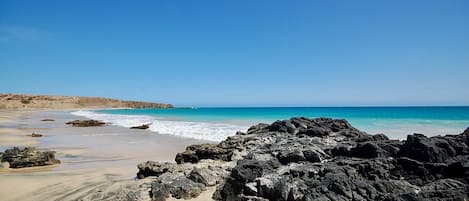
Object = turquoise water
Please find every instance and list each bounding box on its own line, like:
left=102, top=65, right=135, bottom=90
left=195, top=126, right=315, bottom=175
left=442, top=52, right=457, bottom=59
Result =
left=98, top=107, right=469, bottom=122
left=72, top=107, right=469, bottom=141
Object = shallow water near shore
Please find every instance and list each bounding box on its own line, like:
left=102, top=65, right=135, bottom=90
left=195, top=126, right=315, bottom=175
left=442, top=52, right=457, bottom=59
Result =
left=0, top=110, right=208, bottom=201
left=1, top=107, right=468, bottom=200
left=76, top=107, right=469, bottom=140
left=4, top=111, right=208, bottom=171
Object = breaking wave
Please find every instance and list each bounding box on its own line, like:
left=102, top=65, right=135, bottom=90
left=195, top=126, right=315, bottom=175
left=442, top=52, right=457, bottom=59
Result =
left=71, top=110, right=247, bottom=142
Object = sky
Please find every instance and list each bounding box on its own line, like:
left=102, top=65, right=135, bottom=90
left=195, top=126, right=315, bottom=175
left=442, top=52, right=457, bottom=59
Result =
left=1, top=0, right=468, bottom=107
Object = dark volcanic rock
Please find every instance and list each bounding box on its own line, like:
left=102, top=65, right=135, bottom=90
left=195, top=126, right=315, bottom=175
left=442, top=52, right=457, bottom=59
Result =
left=231, top=160, right=273, bottom=183
left=419, top=179, right=468, bottom=200
left=41, top=118, right=55, bottom=121
left=267, top=120, right=297, bottom=134
left=133, top=119, right=469, bottom=201
left=0, top=147, right=60, bottom=168
left=298, top=126, right=330, bottom=137
left=276, top=150, right=306, bottom=164
left=137, top=160, right=230, bottom=200
left=350, top=142, right=390, bottom=158
left=247, top=123, right=269, bottom=134
left=137, top=161, right=174, bottom=179
left=188, top=166, right=227, bottom=187
left=213, top=121, right=469, bottom=201
left=175, top=144, right=233, bottom=164
left=130, top=123, right=151, bottom=129
left=399, top=133, right=465, bottom=163
left=463, top=127, right=469, bottom=135
left=446, top=156, right=469, bottom=179
left=30, top=132, right=43, bottom=137
left=152, top=178, right=206, bottom=201
left=66, top=120, right=105, bottom=127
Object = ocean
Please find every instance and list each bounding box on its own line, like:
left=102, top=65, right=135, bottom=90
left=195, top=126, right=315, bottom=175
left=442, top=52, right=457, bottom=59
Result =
left=71, top=107, right=469, bottom=142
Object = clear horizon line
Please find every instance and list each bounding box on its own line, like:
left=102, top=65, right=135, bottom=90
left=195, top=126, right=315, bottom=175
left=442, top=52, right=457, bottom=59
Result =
left=168, top=105, right=469, bottom=108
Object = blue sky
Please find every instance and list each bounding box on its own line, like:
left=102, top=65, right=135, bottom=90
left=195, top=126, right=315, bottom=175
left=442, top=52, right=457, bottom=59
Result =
left=1, top=1, right=468, bottom=106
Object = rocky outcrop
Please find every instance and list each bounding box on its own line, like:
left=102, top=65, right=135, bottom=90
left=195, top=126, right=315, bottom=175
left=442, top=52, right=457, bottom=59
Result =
left=137, top=161, right=175, bottom=179
left=31, top=132, right=43, bottom=137
left=0, top=147, right=60, bottom=168
left=128, top=117, right=469, bottom=201
left=130, top=123, right=151, bottom=129
left=398, top=133, right=469, bottom=163
left=66, top=120, right=106, bottom=127
left=136, top=160, right=231, bottom=201
left=214, top=118, right=469, bottom=201
left=175, top=144, right=234, bottom=164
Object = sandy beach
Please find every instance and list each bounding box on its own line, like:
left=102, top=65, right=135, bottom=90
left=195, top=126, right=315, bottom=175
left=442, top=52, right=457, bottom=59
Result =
left=0, top=109, right=210, bottom=201
left=2, top=1, right=468, bottom=200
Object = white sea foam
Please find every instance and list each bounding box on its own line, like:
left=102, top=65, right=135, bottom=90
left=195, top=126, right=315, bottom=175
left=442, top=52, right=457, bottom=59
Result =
left=71, top=110, right=247, bottom=142
left=356, top=119, right=469, bottom=140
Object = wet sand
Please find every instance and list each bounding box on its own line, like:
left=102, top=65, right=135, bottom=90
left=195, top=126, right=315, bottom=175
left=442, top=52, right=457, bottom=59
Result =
left=0, top=110, right=210, bottom=201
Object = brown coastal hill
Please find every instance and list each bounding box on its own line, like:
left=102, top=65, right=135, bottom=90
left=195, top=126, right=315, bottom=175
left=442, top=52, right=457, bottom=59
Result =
left=0, top=94, right=173, bottom=109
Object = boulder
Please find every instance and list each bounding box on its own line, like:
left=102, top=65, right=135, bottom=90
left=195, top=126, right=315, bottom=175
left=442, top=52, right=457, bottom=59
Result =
left=247, top=123, right=270, bottom=134
left=188, top=166, right=227, bottom=187
left=0, top=147, right=60, bottom=168
left=303, top=149, right=323, bottom=162
left=66, top=120, right=105, bottom=127
left=399, top=134, right=458, bottom=163
left=231, top=160, right=273, bottom=183
left=267, top=120, right=297, bottom=134
left=137, top=161, right=174, bottom=179
left=276, top=150, right=306, bottom=164
left=152, top=177, right=204, bottom=200
left=446, top=156, right=469, bottom=178
left=151, top=182, right=170, bottom=201
left=350, top=142, right=390, bottom=158
left=175, top=144, right=233, bottom=164
left=297, top=127, right=330, bottom=137
left=330, top=145, right=352, bottom=157
left=30, top=132, right=43, bottom=137
left=152, top=178, right=206, bottom=200
left=130, top=123, right=151, bottom=129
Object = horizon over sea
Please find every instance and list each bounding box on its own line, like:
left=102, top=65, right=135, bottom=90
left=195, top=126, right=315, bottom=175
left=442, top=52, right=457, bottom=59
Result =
left=71, top=106, right=469, bottom=142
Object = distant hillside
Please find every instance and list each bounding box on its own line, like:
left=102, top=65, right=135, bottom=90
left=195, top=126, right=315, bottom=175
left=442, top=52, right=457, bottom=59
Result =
left=0, top=94, right=173, bottom=109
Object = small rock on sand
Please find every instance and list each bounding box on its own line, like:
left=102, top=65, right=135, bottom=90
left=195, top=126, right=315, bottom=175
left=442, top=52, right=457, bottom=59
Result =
left=66, top=120, right=105, bottom=127
left=31, top=133, right=43, bottom=137
left=130, top=123, right=151, bottom=129
left=0, top=147, right=60, bottom=168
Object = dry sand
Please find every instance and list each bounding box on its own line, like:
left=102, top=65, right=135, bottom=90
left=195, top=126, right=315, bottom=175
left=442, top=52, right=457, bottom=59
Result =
left=0, top=109, right=213, bottom=201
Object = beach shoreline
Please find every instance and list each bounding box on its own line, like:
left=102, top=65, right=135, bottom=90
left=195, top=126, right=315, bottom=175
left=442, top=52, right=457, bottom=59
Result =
left=2, top=107, right=469, bottom=201
left=0, top=109, right=211, bottom=201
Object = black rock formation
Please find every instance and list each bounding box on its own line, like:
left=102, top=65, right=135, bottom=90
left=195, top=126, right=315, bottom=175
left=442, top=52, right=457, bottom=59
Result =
left=66, top=120, right=106, bottom=127
left=135, top=117, right=469, bottom=201
left=130, top=123, right=151, bottom=129
left=0, top=147, right=60, bottom=168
